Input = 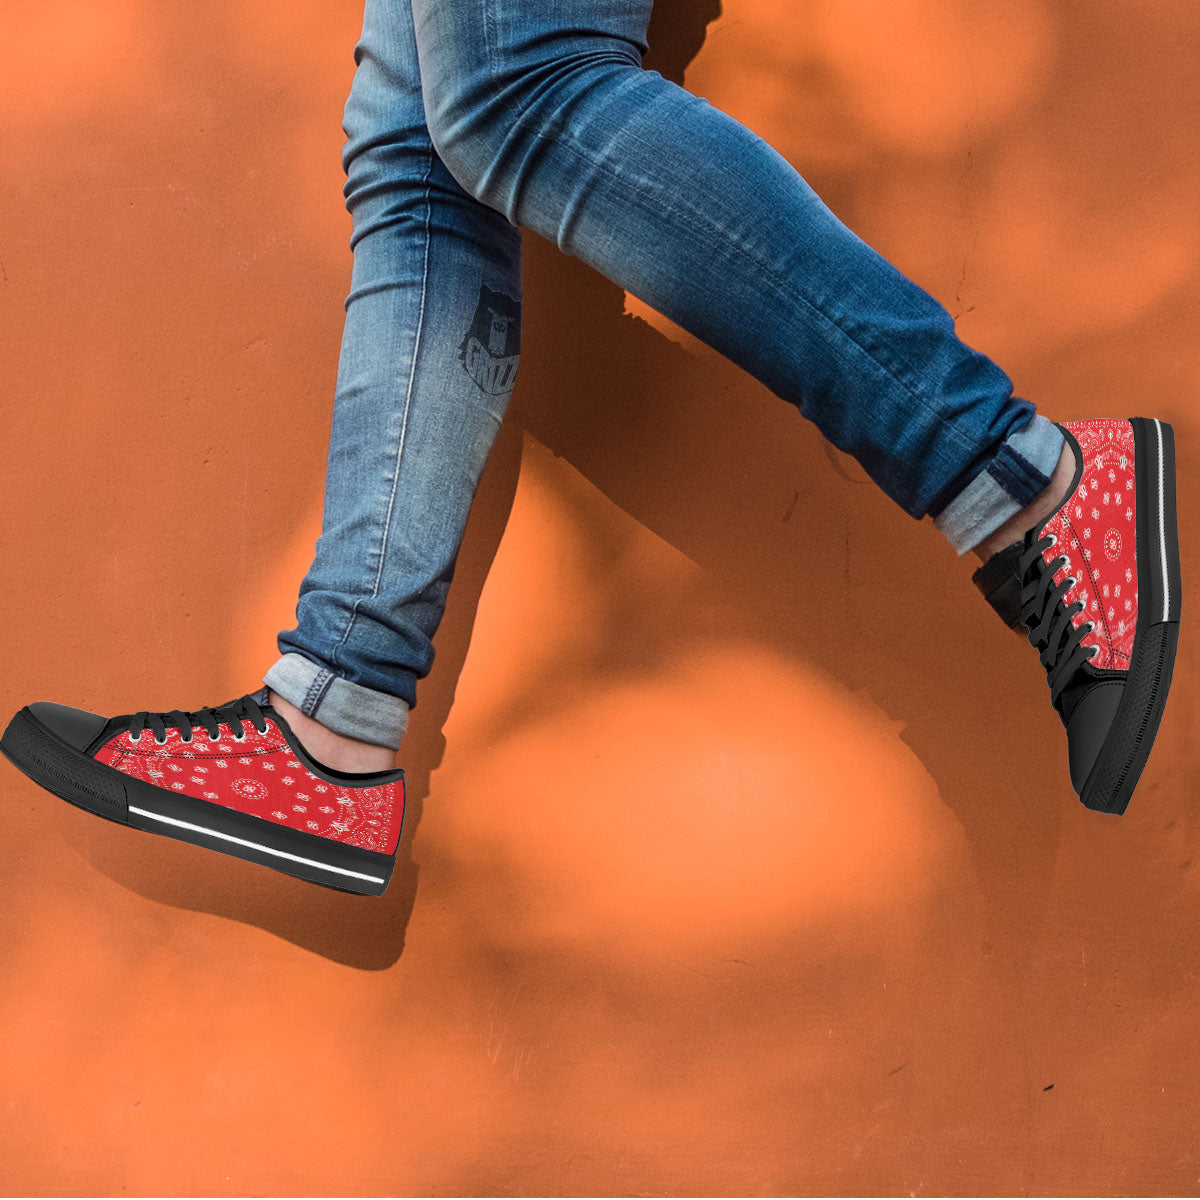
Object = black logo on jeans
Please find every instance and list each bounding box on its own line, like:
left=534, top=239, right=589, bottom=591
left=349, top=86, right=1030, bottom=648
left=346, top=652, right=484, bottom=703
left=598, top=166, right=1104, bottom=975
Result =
left=458, top=283, right=521, bottom=396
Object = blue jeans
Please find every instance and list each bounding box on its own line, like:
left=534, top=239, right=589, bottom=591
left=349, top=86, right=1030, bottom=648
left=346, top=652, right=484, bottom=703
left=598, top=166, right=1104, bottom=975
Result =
left=265, top=0, right=1065, bottom=750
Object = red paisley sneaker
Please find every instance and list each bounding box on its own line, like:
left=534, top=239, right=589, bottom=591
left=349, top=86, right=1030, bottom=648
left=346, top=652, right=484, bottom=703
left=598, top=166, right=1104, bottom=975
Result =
left=972, top=417, right=1181, bottom=814
left=0, top=688, right=403, bottom=895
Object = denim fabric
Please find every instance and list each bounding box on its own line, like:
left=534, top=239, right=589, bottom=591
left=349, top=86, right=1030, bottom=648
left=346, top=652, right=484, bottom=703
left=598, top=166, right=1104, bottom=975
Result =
left=266, top=0, right=1064, bottom=749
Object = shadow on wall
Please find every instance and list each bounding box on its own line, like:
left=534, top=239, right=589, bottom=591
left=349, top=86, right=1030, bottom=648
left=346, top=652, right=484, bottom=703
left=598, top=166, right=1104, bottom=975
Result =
left=2, top=1, right=1199, bottom=1189
left=4, top=0, right=1197, bottom=956
left=68, top=0, right=1195, bottom=969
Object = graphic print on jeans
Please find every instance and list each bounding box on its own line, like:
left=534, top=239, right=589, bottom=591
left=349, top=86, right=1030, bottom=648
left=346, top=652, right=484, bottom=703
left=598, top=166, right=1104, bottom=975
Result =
left=458, top=283, right=521, bottom=396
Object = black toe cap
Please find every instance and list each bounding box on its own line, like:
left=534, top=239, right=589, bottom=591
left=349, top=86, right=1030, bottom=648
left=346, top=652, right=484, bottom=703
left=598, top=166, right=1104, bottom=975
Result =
left=27, top=701, right=110, bottom=753
left=1065, top=681, right=1125, bottom=795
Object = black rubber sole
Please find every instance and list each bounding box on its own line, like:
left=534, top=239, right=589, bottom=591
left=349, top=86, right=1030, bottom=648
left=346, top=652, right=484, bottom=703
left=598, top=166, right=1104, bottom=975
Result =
left=1078, top=416, right=1181, bottom=815
left=0, top=707, right=396, bottom=896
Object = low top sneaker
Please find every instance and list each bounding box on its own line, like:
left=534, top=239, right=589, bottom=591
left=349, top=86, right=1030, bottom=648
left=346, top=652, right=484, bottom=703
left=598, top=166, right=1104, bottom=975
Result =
left=972, top=417, right=1181, bottom=814
left=0, top=688, right=404, bottom=895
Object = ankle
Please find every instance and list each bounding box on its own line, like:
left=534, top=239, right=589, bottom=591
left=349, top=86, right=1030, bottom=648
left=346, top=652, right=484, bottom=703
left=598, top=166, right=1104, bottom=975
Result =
left=971, top=440, right=1076, bottom=563
left=267, top=689, right=398, bottom=774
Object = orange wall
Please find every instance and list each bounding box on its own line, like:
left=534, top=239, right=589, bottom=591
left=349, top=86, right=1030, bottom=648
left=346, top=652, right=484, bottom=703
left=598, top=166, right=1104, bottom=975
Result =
left=2, top=0, right=1198, bottom=1194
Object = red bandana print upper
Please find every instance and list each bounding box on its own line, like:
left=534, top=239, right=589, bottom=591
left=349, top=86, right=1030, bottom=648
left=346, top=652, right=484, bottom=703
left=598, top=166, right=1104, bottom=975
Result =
left=1039, top=418, right=1138, bottom=671
left=93, top=718, right=402, bottom=854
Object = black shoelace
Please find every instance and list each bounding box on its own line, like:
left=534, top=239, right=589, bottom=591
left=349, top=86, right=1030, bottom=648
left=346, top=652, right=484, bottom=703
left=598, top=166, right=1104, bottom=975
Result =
left=128, top=693, right=269, bottom=746
left=1018, top=530, right=1099, bottom=705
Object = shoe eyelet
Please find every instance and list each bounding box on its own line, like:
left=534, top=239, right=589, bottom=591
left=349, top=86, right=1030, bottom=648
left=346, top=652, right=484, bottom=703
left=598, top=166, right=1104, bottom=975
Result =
left=1088, top=645, right=1099, bottom=658
left=232, top=732, right=247, bottom=742
left=181, top=734, right=193, bottom=744
left=1066, top=576, right=1077, bottom=589
left=128, top=733, right=141, bottom=744
left=154, top=736, right=167, bottom=746
left=1046, top=533, right=1057, bottom=547
left=208, top=733, right=220, bottom=743
left=1085, top=621, right=1095, bottom=633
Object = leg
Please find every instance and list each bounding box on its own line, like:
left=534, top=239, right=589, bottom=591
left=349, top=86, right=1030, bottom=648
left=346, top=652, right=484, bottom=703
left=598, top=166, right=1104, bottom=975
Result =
left=0, top=0, right=504, bottom=893
left=264, top=0, right=523, bottom=756
left=406, top=0, right=1181, bottom=816
left=409, top=0, right=1063, bottom=552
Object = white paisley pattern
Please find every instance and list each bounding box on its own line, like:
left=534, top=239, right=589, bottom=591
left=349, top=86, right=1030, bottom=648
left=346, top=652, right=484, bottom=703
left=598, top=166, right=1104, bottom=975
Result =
left=94, top=717, right=402, bottom=853
left=1040, top=418, right=1138, bottom=670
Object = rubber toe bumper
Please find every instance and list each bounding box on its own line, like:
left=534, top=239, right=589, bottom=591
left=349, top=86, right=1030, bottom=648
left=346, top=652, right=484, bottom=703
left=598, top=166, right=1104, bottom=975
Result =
left=1066, top=683, right=1125, bottom=796
left=26, top=701, right=109, bottom=753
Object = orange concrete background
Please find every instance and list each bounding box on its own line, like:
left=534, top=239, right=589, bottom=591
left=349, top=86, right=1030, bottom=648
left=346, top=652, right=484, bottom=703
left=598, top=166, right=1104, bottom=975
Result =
left=1, top=0, right=1198, bottom=1194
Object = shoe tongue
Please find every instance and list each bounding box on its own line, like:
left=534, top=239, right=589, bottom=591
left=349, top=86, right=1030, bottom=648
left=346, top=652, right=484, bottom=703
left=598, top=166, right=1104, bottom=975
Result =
left=971, top=536, right=1028, bottom=631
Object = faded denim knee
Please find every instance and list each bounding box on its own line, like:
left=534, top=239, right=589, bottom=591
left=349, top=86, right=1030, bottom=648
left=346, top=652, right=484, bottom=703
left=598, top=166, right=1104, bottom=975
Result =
left=414, top=2, right=650, bottom=230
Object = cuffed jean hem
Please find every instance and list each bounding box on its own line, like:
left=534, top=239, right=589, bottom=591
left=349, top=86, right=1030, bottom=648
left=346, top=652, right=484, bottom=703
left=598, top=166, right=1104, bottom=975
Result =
left=932, top=413, right=1066, bottom=555
left=262, top=652, right=411, bottom=751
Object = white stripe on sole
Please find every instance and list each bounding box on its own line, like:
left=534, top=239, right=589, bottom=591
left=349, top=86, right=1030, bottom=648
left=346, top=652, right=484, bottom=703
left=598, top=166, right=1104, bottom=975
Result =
left=1152, top=417, right=1169, bottom=623
left=128, top=804, right=387, bottom=885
